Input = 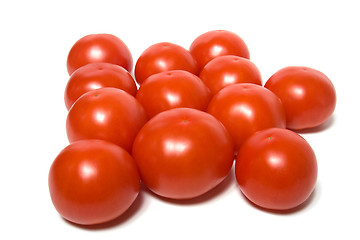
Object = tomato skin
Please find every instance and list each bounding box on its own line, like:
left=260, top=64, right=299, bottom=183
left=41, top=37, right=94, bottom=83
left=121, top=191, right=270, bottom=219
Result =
left=189, top=30, right=250, bottom=70
left=136, top=70, right=211, bottom=118
left=199, top=55, right=262, bottom=95
left=48, top=139, right=140, bottom=225
left=67, top=34, right=133, bottom=75
left=66, top=88, right=147, bottom=153
left=134, top=42, right=199, bottom=85
left=235, top=128, right=318, bottom=210
left=64, top=62, right=137, bottom=110
left=264, top=66, right=336, bottom=130
left=207, top=83, right=286, bottom=150
left=132, top=108, right=234, bottom=199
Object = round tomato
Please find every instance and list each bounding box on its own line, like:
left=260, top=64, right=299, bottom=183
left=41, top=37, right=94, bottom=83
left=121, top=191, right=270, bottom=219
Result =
left=136, top=70, right=211, bottom=118
left=132, top=108, right=234, bottom=199
left=48, top=139, right=140, bottom=225
left=207, top=83, right=286, bottom=150
left=189, top=30, right=250, bottom=70
left=264, top=66, right=336, bottom=130
left=199, top=55, right=262, bottom=95
left=67, top=34, right=133, bottom=75
left=235, top=128, right=318, bottom=210
left=66, top=88, right=147, bottom=153
left=64, top=62, right=137, bottom=110
left=134, top=42, right=199, bottom=85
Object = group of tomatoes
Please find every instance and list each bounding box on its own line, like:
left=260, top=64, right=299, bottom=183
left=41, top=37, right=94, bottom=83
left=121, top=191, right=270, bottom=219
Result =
left=48, top=30, right=336, bottom=225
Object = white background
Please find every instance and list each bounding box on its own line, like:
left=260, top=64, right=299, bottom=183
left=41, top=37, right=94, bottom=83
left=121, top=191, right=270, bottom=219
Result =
left=1, top=0, right=359, bottom=239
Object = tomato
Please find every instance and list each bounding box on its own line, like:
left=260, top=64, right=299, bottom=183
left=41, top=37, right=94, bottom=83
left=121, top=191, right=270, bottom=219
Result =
left=132, top=108, right=234, bottom=199
left=199, top=55, right=262, bottom=96
left=64, top=62, right=137, bottom=110
left=264, top=66, right=336, bottom=130
left=235, top=128, right=318, bottom=210
left=207, top=83, right=286, bottom=150
left=189, top=30, right=250, bottom=70
left=134, top=42, right=199, bottom=85
left=136, top=70, right=211, bottom=119
left=66, top=34, right=133, bottom=75
left=48, top=139, right=140, bottom=225
left=66, top=87, right=147, bottom=153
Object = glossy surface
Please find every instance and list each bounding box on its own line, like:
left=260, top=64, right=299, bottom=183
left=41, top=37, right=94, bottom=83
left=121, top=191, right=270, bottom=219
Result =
left=134, top=42, right=199, bottom=85
left=48, top=139, right=140, bottom=225
left=132, top=108, right=234, bottom=199
left=66, top=34, right=133, bottom=75
left=136, top=70, right=211, bottom=118
left=64, top=62, right=137, bottom=110
left=66, top=88, right=147, bottom=153
left=265, top=66, right=336, bottom=130
left=199, top=55, right=262, bottom=95
left=189, top=30, right=250, bottom=70
left=235, top=128, right=318, bottom=210
left=207, top=83, right=286, bottom=150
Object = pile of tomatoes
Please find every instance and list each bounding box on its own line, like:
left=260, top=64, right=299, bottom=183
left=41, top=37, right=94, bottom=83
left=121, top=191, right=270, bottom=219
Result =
left=48, top=30, right=336, bottom=225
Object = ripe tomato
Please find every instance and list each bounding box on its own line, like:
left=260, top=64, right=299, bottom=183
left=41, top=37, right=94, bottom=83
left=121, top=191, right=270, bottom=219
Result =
left=199, top=55, right=262, bottom=96
left=134, top=42, right=199, bottom=85
left=64, top=62, right=137, bottom=110
left=48, top=139, right=140, bottom=225
left=67, top=34, right=133, bottom=75
left=189, top=30, right=250, bottom=70
left=264, top=66, right=336, bottom=130
left=66, top=88, right=147, bottom=153
left=132, top=108, right=234, bottom=199
left=235, top=128, right=318, bottom=210
left=136, top=70, right=211, bottom=119
left=207, top=83, right=286, bottom=150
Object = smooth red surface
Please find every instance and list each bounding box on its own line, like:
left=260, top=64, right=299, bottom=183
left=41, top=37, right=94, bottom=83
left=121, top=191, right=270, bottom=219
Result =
left=207, top=83, right=286, bottom=150
left=136, top=70, right=211, bottom=118
left=67, top=34, right=133, bottom=75
left=64, top=62, right=137, bottom=110
left=199, top=55, right=262, bottom=95
left=235, top=128, right=318, bottom=210
left=48, top=139, right=140, bottom=225
left=265, top=66, right=336, bottom=130
left=66, top=88, right=147, bottom=153
left=132, top=108, right=234, bottom=199
left=134, top=42, right=199, bottom=85
left=189, top=30, right=250, bottom=70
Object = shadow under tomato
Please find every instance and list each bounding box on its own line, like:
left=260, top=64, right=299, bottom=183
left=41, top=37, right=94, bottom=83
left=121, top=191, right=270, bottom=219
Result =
left=142, top=167, right=236, bottom=206
left=62, top=186, right=148, bottom=230
left=293, top=115, right=336, bottom=134
left=237, top=184, right=320, bottom=215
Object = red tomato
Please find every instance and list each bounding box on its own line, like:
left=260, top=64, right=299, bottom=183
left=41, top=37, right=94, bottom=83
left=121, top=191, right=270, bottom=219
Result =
left=199, top=55, right=262, bottom=95
left=67, top=34, right=133, bottom=75
left=132, top=108, right=234, bottom=199
left=189, top=30, right=250, bottom=70
left=64, top=62, right=137, bottom=110
left=235, top=128, right=318, bottom=210
left=136, top=70, right=211, bottom=118
left=134, top=42, right=199, bottom=85
left=66, top=88, right=147, bottom=153
left=207, top=83, right=286, bottom=150
left=264, top=66, right=336, bottom=130
left=48, top=139, right=140, bottom=225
